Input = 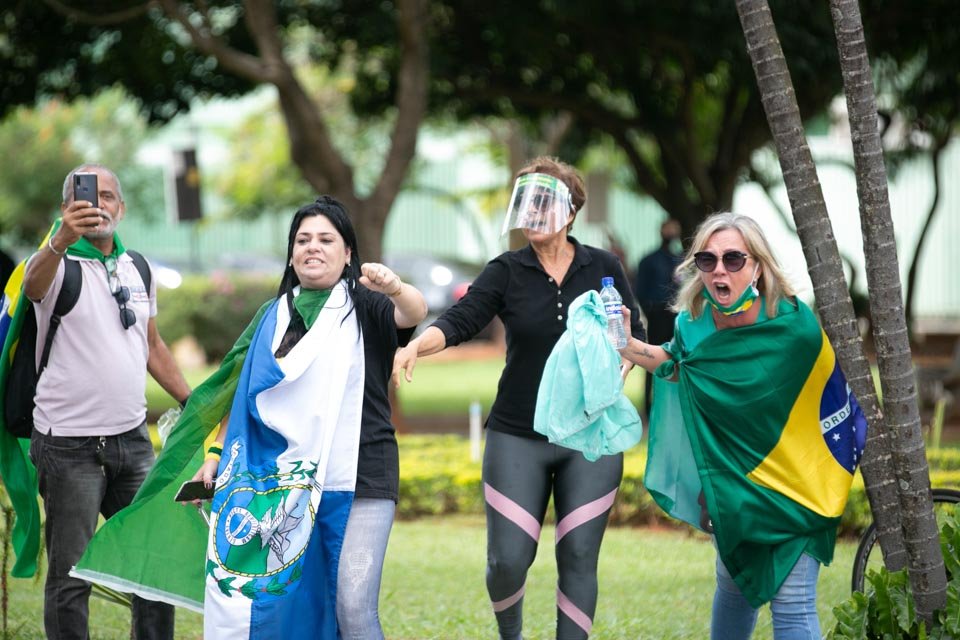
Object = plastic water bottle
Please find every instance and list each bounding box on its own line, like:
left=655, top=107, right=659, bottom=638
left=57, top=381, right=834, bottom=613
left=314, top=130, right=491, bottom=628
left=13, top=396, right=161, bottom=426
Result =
left=156, top=406, right=182, bottom=448
left=599, top=276, right=628, bottom=349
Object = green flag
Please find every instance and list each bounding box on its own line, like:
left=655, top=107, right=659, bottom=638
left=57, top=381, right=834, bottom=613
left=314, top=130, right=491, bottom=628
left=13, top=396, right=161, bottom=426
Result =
left=644, top=299, right=867, bottom=606
left=72, top=301, right=272, bottom=609
left=0, top=259, right=42, bottom=577
left=0, top=221, right=157, bottom=578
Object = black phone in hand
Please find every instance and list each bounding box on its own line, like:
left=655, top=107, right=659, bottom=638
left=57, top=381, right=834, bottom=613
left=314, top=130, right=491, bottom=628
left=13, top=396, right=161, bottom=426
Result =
left=74, top=172, right=98, bottom=208
left=174, top=480, right=214, bottom=502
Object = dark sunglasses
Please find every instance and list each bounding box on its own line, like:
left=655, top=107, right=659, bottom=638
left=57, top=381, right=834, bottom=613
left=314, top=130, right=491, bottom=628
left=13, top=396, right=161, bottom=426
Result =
left=104, top=257, right=137, bottom=330
left=693, top=250, right=750, bottom=273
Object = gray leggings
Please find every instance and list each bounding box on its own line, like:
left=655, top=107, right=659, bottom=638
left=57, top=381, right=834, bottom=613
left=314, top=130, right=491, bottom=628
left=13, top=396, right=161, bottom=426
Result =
left=483, top=430, right=623, bottom=640
left=336, top=498, right=395, bottom=640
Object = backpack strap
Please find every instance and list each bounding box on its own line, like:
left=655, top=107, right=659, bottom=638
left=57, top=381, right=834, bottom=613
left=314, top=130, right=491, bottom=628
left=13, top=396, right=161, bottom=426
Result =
left=37, top=258, right=82, bottom=375
left=126, top=250, right=152, bottom=295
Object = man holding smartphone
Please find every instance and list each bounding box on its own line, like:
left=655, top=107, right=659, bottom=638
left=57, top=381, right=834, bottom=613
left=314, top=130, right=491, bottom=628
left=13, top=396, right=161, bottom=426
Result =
left=22, top=164, right=191, bottom=640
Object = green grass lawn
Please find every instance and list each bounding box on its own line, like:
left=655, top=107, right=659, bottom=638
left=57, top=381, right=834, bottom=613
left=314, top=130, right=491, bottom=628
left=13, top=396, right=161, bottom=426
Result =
left=147, top=357, right=647, bottom=419
left=6, top=517, right=856, bottom=639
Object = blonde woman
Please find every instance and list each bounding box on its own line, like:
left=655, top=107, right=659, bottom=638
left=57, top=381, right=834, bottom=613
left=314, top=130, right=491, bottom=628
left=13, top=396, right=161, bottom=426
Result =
left=619, top=212, right=867, bottom=640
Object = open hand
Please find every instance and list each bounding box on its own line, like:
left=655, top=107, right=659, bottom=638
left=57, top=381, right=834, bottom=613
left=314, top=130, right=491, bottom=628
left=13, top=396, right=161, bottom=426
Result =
left=392, top=342, right=420, bottom=388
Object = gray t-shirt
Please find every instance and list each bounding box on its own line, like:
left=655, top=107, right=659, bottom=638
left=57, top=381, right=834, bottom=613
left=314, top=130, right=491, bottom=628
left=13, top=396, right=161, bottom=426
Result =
left=30, top=253, right=157, bottom=437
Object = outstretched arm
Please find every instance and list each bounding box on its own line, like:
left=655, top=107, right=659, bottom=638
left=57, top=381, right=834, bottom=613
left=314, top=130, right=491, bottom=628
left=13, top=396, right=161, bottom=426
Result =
left=391, top=326, right=447, bottom=387
left=24, top=203, right=102, bottom=301
left=618, top=306, right=671, bottom=374
left=359, top=262, right=428, bottom=328
left=147, top=318, right=191, bottom=405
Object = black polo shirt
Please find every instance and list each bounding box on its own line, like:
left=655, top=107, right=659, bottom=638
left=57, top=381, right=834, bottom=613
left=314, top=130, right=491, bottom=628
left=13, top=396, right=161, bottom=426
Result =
left=353, top=286, right=414, bottom=502
left=432, top=237, right=645, bottom=440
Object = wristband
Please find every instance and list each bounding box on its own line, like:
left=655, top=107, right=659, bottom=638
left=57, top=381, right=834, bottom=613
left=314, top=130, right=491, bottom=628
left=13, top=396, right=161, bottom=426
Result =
left=179, top=394, right=190, bottom=410
left=205, top=444, right=223, bottom=462
left=47, top=237, right=66, bottom=256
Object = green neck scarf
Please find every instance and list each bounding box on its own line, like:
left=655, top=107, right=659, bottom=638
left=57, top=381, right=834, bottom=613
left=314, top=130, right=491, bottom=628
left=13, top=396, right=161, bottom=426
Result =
left=700, top=264, right=760, bottom=316
left=51, top=218, right=126, bottom=262
left=293, top=288, right=332, bottom=329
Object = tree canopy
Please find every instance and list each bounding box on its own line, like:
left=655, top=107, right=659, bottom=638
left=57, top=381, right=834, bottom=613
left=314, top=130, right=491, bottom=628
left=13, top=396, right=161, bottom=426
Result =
left=3, top=0, right=430, bottom=261
left=2, top=1, right=958, bottom=247
left=0, top=88, right=160, bottom=241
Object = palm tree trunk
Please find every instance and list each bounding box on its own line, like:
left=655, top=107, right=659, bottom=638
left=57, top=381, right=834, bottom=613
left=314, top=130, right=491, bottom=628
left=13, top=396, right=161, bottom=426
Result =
left=829, top=0, right=946, bottom=617
left=734, top=0, right=906, bottom=576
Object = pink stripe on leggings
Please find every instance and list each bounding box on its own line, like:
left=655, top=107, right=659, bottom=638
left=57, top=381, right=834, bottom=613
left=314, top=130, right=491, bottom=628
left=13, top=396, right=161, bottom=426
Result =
left=484, top=483, right=542, bottom=541
left=555, top=487, right=618, bottom=542
left=557, top=588, right=593, bottom=634
left=491, top=583, right=526, bottom=613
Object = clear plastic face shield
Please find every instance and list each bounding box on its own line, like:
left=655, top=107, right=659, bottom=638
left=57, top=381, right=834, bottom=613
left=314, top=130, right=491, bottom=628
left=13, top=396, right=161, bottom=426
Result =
left=501, top=173, right=574, bottom=236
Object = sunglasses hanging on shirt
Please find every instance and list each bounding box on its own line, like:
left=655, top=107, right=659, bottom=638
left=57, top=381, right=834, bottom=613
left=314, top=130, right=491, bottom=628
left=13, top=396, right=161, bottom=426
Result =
left=104, top=256, right=136, bottom=330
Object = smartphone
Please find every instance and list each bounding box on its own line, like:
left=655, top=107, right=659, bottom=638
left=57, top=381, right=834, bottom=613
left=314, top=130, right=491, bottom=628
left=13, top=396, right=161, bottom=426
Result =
left=74, top=172, right=98, bottom=208
left=174, top=479, right=215, bottom=502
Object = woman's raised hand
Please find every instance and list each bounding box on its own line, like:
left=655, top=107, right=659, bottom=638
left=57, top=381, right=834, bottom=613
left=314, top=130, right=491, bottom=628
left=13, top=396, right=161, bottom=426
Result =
left=360, top=263, right=403, bottom=297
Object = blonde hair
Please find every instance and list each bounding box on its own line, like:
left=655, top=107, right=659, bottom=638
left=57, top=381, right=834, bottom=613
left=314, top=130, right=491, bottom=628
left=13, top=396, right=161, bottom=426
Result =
left=672, top=212, right=797, bottom=319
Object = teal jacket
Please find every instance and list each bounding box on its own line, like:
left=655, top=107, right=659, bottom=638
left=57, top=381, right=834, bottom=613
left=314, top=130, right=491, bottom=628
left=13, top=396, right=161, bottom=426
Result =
left=534, top=290, right=642, bottom=460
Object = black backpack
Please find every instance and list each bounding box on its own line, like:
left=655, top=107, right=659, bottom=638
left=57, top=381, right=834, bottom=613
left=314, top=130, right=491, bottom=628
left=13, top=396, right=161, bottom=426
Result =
left=3, top=251, right=151, bottom=438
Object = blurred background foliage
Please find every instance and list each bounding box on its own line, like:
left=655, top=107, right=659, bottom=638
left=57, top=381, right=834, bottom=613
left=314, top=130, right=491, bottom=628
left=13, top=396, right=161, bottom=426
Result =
left=0, top=88, right=163, bottom=241
left=155, top=273, right=278, bottom=362
left=2, top=0, right=960, bottom=331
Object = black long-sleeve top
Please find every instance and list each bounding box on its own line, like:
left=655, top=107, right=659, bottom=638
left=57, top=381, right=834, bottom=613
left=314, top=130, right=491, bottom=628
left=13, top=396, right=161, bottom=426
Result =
left=432, top=237, right=645, bottom=440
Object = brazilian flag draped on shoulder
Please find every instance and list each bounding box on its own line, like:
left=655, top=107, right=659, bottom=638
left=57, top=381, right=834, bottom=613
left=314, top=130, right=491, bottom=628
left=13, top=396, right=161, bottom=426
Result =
left=0, top=223, right=75, bottom=577
left=0, top=255, right=41, bottom=577
left=70, top=300, right=273, bottom=611
left=644, top=297, right=867, bottom=607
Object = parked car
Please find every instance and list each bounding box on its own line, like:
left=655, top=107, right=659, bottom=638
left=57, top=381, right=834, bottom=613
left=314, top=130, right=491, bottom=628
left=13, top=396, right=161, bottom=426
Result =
left=384, top=253, right=485, bottom=329
left=150, top=252, right=493, bottom=337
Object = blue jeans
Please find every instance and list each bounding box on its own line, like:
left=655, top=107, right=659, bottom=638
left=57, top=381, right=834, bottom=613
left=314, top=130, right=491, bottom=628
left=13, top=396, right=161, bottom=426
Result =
left=336, top=498, right=395, bottom=640
left=711, top=552, right=821, bottom=640
left=30, top=424, right=174, bottom=640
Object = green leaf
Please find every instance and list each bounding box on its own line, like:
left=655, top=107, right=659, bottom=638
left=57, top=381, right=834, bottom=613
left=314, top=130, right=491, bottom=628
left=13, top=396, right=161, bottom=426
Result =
left=940, top=580, right=960, bottom=636
left=240, top=581, right=260, bottom=600
left=265, top=578, right=287, bottom=596
left=829, top=590, right=870, bottom=639
left=217, top=577, right=236, bottom=597
left=888, top=573, right=917, bottom=633
left=866, top=568, right=917, bottom=637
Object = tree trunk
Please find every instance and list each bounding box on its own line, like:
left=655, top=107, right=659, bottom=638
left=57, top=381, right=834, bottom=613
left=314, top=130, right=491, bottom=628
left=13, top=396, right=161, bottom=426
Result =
left=829, top=0, right=945, bottom=617
left=160, top=0, right=429, bottom=263
left=904, top=137, right=948, bottom=332
left=734, top=0, right=907, bottom=579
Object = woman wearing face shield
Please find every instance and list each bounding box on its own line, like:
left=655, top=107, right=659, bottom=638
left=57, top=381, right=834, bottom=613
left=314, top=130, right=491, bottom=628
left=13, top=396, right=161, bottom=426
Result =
left=617, top=212, right=867, bottom=640
left=393, top=157, right=645, bottom=640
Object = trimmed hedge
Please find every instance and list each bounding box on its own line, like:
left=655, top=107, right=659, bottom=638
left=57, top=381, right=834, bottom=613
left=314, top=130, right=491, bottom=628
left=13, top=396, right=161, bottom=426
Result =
left=0, top=435, right=957, bottom=539
left=396, top=435, right=958, bottom=535
left=156, top=273, right=279, bottom=362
